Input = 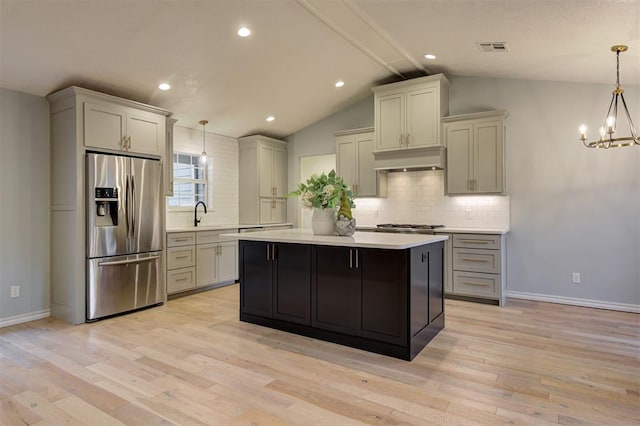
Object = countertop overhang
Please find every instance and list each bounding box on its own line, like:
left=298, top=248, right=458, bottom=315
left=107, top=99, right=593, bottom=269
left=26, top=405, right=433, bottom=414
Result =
left=223, top=228, right=448, bottom=250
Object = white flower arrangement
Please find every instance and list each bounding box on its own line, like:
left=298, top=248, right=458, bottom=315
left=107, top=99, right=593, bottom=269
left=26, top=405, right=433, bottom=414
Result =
left=288, top=170, right=355, bottom=210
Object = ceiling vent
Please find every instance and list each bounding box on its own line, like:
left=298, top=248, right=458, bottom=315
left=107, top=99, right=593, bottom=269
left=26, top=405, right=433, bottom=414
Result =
left=477, top=42, right=509, bottom=52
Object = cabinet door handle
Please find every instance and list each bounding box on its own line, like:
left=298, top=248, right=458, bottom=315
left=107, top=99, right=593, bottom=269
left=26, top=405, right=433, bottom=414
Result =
left=127, top=136, right=132, bottom=149
left=463, top=280, right=489, bottom=287
left=175, top=277, right=188, bottom=282
left=175, top=255, right=189, bottom=259
left=174, top=237, right=191, bottom=242
left=271, top=243, right=276, bottom=261
left=349, top=249, right=353, bottom=269
left=266, top=244, right=270, bottom=261
left=406, top=133, right=410, bottom=146
left=459, top=239, right=490, bottom=244
left=461, top=257, right=489, bottom=262
left=355, top=249, right=359, bottom=269
left=399, top=134, right=403, bottom=147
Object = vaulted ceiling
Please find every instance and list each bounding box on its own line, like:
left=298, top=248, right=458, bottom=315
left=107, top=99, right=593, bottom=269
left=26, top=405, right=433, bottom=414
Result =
left=1, top=0, right=638, bottom=138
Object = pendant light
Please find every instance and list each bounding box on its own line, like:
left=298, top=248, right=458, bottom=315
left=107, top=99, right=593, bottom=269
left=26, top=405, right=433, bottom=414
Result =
left=579, top=45, right=639, bottom=149
left=199, top=120, right=208, bottom=164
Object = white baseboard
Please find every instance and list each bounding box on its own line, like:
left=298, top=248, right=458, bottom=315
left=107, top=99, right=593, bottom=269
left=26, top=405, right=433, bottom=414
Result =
left=506, top=291, right=640, bottom=313
left=0, top=310, right=50, bottom=328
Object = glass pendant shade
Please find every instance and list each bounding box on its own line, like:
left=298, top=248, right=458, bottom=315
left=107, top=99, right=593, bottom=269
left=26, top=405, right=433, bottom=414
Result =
left=199, top=120, right=208, bottom=164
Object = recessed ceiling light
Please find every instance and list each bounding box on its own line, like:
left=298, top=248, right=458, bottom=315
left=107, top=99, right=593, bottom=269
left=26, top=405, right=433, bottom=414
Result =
left=158, top=83, right=171, bottom=91
left=266, top=115, right=275, bottom=122
left=335, top=80, right=345, bottom=88
left=424, top=54, right=436, bottom=60
left=237, top=27, right=251, bottom=37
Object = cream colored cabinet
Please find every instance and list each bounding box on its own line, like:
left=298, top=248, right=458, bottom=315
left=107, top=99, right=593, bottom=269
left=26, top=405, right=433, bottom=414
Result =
left=195, top=230, right=238, bottom=288
left=260, top=199, right=287, bottom=224
left=196, top=241, right=238, bottom=287
left=167, top=229, right=238, bottom=295
left=166, top=232, right=196, bottom=294
left=258, top=144, right=288, bottom=197
left=239, top=135, right=288, bottom=224
left=84, top=100, right=165, bottom=156
left=165, top=118, right=177, bottom=196
left=444, top=110, right=507, bottom=195
left=373, top=74, right=449, bottom=151
left=437, top=232, right=506, bottom=305
left=335, top=128, right=387, bottom=198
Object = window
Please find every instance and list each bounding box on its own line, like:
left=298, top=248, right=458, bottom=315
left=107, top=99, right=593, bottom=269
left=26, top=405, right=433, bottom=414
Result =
left=168, top=152, right=207, bottom=208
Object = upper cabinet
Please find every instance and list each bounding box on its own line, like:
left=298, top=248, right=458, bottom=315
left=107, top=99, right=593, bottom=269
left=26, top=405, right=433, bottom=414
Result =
left=443, top=110, right=507, bottom=195
left=239, top=135, right=288, bottom=224
left=373, top=74, right=449, bottom=151
left=84, top=99, right=165, bottom=156
left=335, top=127, right=387, bottom=198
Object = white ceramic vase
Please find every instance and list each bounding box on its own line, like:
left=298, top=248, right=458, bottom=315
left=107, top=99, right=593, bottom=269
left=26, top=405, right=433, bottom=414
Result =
left=311, top=208, right=336, bottom=235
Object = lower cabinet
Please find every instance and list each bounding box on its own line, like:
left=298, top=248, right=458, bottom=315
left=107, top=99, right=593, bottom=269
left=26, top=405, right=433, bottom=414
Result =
left=239, top=239, right=445, bottom=360
left=436, top=232, right=506, bottom=305
left=312, top=245, right=407, bottom=346
left=166, top=229, right=238, bottom=296
left=196, top=241, right=238, bottom=287
left=240, top=241, right=311, bottom=325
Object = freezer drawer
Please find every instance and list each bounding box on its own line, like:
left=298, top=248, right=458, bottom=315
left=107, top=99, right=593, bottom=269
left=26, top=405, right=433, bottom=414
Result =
left=87, top=251, right=164, bottom=321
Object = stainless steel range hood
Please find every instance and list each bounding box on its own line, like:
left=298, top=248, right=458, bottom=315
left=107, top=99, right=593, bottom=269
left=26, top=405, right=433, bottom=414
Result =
left=373, top=146, right=446, bottom=172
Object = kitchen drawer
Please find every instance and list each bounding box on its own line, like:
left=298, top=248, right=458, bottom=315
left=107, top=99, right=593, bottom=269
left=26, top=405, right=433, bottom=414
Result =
left=453, top=248, right=500, bottom=274
left=167, top=267, right=196, bottom=294
left=452, top=234, right=501, bottom=250
left=196, top=229, right=238, bottom=245
left=167, top=246, right=196, bottom=269
left=453, top=271, right=499, bottom=298
left=167, top=232, right=196, bottom=247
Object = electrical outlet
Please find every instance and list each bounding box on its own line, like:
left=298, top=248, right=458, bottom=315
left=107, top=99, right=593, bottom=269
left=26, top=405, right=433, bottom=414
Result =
left=10, top=285, right=20, bottom=298
left=572, top=272, right=581, bottom=284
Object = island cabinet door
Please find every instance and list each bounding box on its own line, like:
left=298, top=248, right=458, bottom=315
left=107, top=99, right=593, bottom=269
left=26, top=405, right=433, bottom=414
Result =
left=273, top=243, right=311, bottom=325
left=311, top=245, right=358, bottom=335
left=410, top=242, right=445, bottom=337
left=356, top=248, right=408, bottom=346
left=240, top=241, right=273, bottom=317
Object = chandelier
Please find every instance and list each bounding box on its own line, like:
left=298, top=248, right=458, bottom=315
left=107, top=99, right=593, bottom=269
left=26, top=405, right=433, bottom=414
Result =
left=579, top=45, right=639, bottom=149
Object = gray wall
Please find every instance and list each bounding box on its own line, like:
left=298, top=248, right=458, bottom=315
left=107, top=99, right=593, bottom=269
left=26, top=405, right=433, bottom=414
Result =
left=286, top=95, right=374, bottom=224
left=0, top=88, right=50, bottom=323
left=285, top=77, right=640, bottom=307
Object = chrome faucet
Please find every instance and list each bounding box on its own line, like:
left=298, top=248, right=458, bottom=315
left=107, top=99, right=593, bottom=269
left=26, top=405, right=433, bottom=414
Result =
left=194, top=201, right=207, bottom=227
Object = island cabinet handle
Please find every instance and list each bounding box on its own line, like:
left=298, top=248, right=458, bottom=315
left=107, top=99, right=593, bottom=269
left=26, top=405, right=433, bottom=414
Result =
left=349, top=249, right=353, bottom=268
left=461, top=257, right=489, bottom=262
left=355, top=249, right=359, bottom=269
left=272, top=244, right=277, bottom=261
left=266, top=244, right=270, bottom=261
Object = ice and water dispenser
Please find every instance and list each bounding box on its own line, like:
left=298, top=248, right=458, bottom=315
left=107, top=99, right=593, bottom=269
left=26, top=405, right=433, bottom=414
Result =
left=94, top=187, right=118, bottom=226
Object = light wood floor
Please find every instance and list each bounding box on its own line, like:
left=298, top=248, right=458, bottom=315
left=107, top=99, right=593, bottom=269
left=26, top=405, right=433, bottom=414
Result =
left=1, top=284, right=638, bottom=425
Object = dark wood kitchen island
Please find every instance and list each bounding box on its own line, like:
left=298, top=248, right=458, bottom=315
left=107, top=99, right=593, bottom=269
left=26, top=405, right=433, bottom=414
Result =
left=225, top=228, right=447, bottom=360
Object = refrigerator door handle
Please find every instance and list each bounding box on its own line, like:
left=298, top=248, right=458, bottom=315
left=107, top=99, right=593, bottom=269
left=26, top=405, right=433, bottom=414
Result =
left=131, top=175, right=136, bottom=240
left=125, top=175, right=130, bottom=242
left=98, top=255, right=160, bottom=267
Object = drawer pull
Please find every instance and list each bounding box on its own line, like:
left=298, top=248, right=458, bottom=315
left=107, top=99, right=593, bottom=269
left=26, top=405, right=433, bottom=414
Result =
left=175, top=255, right=189, bottom=259
left=175, top=277, right=189, bottom=282
left=461, top=257, right=489, bottom=262
left=460, top=239, right=490, bottom=244
left=463, top=280, right=489, bottom=287
left=174, top=238, right=192, bottom=242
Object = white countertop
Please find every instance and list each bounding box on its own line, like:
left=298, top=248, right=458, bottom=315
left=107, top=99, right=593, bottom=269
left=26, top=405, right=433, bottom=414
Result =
left=356, top=226, right=509, bottom=235
left=167, top=223, right=293, bottom=233
left=223, top=228, right=448, bottom=250
left=436, top=227, right=509, bottom=235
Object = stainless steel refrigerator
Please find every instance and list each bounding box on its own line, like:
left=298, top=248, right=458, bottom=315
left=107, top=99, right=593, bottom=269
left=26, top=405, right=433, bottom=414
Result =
left=86, top=153, right=164, bottom=321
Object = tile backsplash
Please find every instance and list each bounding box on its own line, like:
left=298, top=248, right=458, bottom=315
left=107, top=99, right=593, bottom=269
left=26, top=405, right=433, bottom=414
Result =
left=353, top=170, right=510, bottom=228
